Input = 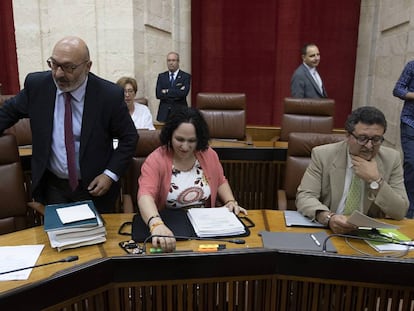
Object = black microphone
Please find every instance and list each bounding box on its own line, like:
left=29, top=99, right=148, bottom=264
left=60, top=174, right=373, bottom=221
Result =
left=142, top=234, right=246, bottom=254
left=0, top=255, right=79, bottom=275
left=322, top=233, right=414, bottom=252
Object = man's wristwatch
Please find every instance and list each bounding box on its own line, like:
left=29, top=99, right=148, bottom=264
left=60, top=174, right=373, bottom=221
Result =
left=318, top=212, right=335, bottom=227
left=369, top=177, right=383, bottom=190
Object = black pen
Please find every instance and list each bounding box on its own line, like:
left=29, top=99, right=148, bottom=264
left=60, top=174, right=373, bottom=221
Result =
left=150, top=248, right=193, bottom=254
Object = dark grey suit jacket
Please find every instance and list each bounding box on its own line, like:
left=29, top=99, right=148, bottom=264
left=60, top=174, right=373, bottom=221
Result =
left=290, top=64, right=327, bottom=98
left=155, top=69, right=191, bottom=122
left=0, top=71, right=138, bottom=212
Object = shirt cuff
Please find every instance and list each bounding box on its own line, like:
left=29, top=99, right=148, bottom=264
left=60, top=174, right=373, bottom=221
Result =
left=104, top=169, right=119, bottom=182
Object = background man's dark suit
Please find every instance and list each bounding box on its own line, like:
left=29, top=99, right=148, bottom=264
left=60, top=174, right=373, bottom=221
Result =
left=291, top=64, right=327, bottom=98
left=156, top=70, right=191, bottom=122
left=0, top=71, right=138, bottom=213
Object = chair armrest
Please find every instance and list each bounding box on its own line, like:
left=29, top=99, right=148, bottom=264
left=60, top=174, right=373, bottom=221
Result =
left=245, top=133, right=253, bottom=145
left=122, top=194, right=135, bottom=213
left=277, top=189, right=287, bottom=210
left=27, top=201, right=45, bottom=215
left=270, top=135, right=280, bottom=142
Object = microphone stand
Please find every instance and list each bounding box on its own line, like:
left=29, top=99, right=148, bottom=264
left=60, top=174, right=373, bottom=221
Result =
left=142, top=234, right=246, bottom=254
left=0, top=256, right=79, bottom=275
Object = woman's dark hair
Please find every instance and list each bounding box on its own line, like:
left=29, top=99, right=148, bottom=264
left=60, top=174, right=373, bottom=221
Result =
left=160, top=107, right=210, bottom=151
left=344, top=106, right=387, bottom=134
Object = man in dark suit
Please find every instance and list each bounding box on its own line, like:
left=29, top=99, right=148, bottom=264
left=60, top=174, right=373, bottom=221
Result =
left=156, top=52, right=191, bottom=122
left=290, top=43, right=328, bottom=98
left=0, top=36, right=138, bottom=213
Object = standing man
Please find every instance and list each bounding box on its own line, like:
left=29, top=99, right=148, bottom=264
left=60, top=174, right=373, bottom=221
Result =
left=290, top=43, right=328, bottom=98
left=296, top=107, right=408, bottom=233
left=393, top=60, right=414, bottom=218
left=0, top=36, right=138, bottom=213
left=156, top=52, right=191, bottom=122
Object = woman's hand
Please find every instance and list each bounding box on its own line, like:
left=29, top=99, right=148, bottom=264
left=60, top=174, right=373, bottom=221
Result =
left=225, top=200, right=248, bottom=215
left=151, top=224, right=176, bottom=252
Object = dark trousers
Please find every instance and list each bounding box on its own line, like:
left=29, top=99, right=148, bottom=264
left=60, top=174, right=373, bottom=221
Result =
left=43, top=170, right=118, bottom=213
left=400, top=122, right=414, bottom=218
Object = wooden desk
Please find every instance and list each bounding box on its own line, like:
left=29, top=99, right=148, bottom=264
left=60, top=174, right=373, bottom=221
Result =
left=1, top=211, right=414, bottom=310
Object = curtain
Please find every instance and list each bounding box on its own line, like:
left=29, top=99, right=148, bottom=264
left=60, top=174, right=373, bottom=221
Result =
left=0, top=0, right=19, bottom=94
left=191, top=0, right=361, bottom=127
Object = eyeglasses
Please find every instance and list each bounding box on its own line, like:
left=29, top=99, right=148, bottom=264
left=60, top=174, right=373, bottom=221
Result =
left=124, top=89, right=135, bottom=94
left=47, top=58, right=89, bottom=73
left=349, top=132, right=384, bottom=146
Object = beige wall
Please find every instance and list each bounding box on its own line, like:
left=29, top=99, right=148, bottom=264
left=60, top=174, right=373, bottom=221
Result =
left=11, top=0, right=191, bottom=121
left=12, top=0, right=413, bottom=149
left=354, top=0, right=414, bottom=151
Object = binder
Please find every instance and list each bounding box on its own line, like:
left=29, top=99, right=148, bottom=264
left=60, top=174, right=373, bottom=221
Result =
left=131, top=208, right=252, bottom=242
left=44, top=200, right=99, bottom=232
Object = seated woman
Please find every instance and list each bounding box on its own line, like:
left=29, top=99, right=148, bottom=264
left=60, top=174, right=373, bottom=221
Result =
left=116, top=76, right=155, bottom=130
left=138, top=107, right=247, bottom=252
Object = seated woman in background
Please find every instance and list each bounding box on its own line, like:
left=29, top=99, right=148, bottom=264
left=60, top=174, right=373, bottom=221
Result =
left=138, top=107, right=247, bottom=252
left=116, top=76, right=155, bottom=130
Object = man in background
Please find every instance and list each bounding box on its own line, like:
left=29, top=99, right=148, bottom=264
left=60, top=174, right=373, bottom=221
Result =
left=291, top=43, right=328, bottom=98
left=393, top=60, right=414, bottom=218
left=156, top=52, right=191, bottom=122
left=0, top=36, right=138, bottom=213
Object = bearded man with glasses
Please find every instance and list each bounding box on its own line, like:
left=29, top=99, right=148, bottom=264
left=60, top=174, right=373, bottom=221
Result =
left=296, top=106, right=409, bottom=234
left=0, top=36, right=138, bottom=213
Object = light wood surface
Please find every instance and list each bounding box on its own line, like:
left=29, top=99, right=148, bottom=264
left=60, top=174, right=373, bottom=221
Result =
left=1, top=210, right=413, bottom=294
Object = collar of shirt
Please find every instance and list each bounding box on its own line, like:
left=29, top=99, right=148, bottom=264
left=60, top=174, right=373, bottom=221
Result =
left=169, top=70, right=179, bottom=79
left=303, top=63, right=317, bottom=75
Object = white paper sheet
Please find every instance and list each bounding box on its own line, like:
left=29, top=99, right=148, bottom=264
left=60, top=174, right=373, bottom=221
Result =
left=56, top=203, right=95, bottom=224
left=0, top=245, right=44, bottom=281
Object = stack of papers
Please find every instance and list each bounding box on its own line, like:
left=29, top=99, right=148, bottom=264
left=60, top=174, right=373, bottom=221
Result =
left=347, top=211, right=399, bottom=229
left=44, top=200, right=106, bottom=252
left=187, top=207, right=245, bottom=237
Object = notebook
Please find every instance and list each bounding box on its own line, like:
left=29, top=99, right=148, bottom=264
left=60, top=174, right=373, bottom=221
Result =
left=260, top=230, right=337, bottom=253
left=283, top=210, right=325, bottom=228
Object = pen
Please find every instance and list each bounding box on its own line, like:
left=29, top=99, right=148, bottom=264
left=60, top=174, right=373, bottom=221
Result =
left=149, top=248, right=194, bottom=254
left=310, top=234, right=321, bottom=246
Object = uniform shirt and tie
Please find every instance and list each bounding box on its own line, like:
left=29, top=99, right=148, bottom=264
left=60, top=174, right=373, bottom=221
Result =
left=169, top=70, right=177, bottom=86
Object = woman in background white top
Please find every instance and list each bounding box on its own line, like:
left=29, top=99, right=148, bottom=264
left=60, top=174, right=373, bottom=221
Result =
left=116, top=77, right=155, bottom=130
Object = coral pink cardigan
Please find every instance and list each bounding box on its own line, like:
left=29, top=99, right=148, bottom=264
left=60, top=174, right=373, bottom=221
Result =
left=138, top=146, right=228, bottom=210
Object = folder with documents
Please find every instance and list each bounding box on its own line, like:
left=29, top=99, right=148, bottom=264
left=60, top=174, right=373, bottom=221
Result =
left=131, top=207, right=251, bottom=242
left=44, top=200, right=106, bottom=251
